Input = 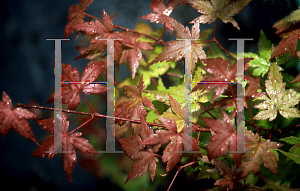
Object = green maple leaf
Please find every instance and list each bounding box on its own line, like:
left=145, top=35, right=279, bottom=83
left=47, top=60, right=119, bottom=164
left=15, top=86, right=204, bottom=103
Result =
left=144, top=85, right=203, bottom=125
left=245, top=30, right=287, bottom=77
left=189, top=0, right=252, bottom=30
left=253, top=62, right=300, bottom=121
left=277, top=136, right=300, bottom=165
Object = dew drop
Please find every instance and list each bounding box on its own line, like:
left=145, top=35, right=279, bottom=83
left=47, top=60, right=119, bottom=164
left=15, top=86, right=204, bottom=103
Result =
left=274, top=98, right=277, bottom=103
left=274, top=79, right=277, bottom=82
left=252, top=95, right=255, bottom=98
left=220, top=148, right=225, bottom=152
left=284, top=47, right=288, bottom=51
left=267, top=150, right=270, bottom=153
left=288, top=94, right=291, bottom=100
left=72, top=157, right=76, bottom=161
left=277, top=143, right=280, bottom=146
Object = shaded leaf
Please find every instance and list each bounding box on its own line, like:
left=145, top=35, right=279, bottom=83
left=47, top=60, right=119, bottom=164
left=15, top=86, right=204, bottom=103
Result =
left=189, top=0, right=252, bottom=30
left=30, top=113, right=98, bottom=183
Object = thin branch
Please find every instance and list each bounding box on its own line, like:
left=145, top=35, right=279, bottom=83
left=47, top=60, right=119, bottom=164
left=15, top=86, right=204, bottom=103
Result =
left=197, top=102, right=217, bottom=120
left=80, top=91, right=96, bottom=113
left=213, top=18, right=218, bottom=38
left=68, top=116, right=94, bottom=135
left=16, top=104, right=167, bottom=128
left=167, top=161, right=198, bottom=191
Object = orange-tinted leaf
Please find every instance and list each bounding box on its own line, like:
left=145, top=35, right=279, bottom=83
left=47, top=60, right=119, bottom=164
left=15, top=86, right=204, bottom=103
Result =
left=239, top=130, right=283, bottom=178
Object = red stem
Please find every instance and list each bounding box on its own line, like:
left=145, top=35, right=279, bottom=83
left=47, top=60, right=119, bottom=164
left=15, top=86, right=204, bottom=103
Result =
left=68, top=116, right=94, bottom=135
left=197, top=102, right=217, bottom=120
left=167, top=161, right=198, bottom=191
left=16, top=104, right=167, bottom=128
left=80, top=91, right=96, bottom=113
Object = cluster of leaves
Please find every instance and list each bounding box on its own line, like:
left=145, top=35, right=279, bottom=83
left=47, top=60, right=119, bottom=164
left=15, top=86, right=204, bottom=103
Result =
left=1, top=0, right=300, bottom=190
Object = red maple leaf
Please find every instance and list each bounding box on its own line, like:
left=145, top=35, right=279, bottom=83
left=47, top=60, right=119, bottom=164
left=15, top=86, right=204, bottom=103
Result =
left=119, top=116, right=160, bottom=183
left=141, top=0, right=188, bottom=35
left=64, top=0, right=94, bottom=38
left=148, top=17, right=206, bottom=71
left=115, top=75, right=156, bottom=129
left=73, top=9, right=130, bottom=61
left=192, top=57, right=236, bottom=101
left=270, top=29, right=300, bottom=60
left=201, top=111, right=237, bottom=160
left=141, top=95, right=200, bottom=173
left=120, top=31, right=153, bottom=79
left=30, top=112, right=98, bottom=183
left=208, top=75, right=264, bottom=119
left=46, top=61, right=107, bottom=110
left=0, top=91, right=37, bottom=143
left=213, top=160, right=248, bottom=190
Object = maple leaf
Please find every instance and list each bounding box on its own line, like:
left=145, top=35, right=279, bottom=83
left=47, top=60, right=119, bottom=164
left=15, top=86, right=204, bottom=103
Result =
left=208, top=75, right=264, bottom=119
left=141, top=0, right=189, bottom=35
left=201, top=112, right=237, bottom=160
left=64, top=0, right=94, bottom=38
left=119, top=116, right=160, bottom=183
left=238, top=130, right=282, bottom=178
left=30, top=112, right=98, bottom=183
left=115, top=75, right=156, bottom=131
left=0, top=91, right=37, bottom=143
left=189, top=0, right=252, bottom=30
left=147, top=18, right=206, bottom=71
left=272, top=8, right=300, bottom=35
left=72, top=9, right=129, bottom=61
left=145, top=84, right=202, bottom=124
left=192, top=57, right=236, bottom=101
left=120, top=31, right=153, bottom=79
left=46, top=62, right=107, bottom=110
left=253, top=62, right=300, bottom=121
left=141, top=98, right=200, bottom=173
left=277, top=136, right=300, bottom=165
left=270, top=29, right=300, bottom=60
left=291, top=72, right=300, bottom=84
left=213, top=160, right=248, bottom=190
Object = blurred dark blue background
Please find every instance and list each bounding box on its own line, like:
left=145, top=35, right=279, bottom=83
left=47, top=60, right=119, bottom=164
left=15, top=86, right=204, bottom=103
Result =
left=0, top=0, right=299, bottom=190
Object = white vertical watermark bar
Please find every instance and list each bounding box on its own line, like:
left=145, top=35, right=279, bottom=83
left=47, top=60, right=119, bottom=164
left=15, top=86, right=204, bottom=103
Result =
left=98, top=39, right=123, bottom=153
left=176, top=39, right=201, bottom=153
left=228, top=38, right=253, bottom=154
left=46, top=38, right=70, bottom=154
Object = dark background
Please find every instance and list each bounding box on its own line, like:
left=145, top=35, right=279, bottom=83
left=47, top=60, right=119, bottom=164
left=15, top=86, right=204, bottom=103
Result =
left=0, top=0, right=299, bottom=190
